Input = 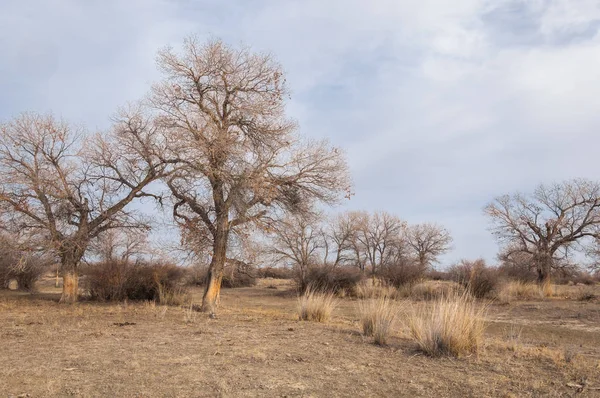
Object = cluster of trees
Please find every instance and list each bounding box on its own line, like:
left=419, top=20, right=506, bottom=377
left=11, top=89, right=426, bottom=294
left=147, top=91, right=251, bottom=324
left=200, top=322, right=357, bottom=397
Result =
left=0, top=37, right=350, bottom=312
left=266, top=211, right=452, bottom=288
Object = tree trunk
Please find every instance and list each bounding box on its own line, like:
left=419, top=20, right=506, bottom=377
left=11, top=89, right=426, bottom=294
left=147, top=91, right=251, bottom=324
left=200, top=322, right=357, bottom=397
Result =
left=201, top=222, right=229, bottom=314
left=61, top=270, right=79, bottom=303
left=535, top=252, right=552, bottom=285
left=59, top=244, right=86, bottom=303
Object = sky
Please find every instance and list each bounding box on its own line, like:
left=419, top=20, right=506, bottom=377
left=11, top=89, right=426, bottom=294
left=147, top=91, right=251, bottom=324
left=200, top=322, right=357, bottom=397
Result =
left=1, top=0, right=600, bottom=267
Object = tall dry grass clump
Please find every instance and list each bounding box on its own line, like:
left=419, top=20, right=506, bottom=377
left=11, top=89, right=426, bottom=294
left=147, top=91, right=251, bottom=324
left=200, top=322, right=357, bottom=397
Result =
left=496, top=281, right=545, bottom=303
left=358, top=297, right=399, bottom=345
left=408, top=293, right=487, bottom=357
left=297, top=288, right=337, bottom=322
left=354, top=280, right=397, bottom=299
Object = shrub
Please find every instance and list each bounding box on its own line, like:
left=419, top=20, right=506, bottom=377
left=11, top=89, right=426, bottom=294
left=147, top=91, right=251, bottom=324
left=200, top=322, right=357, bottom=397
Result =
left=185, top=264, right=208, bottom=286
left=576, top=286, right=597, bottom=301
left=85, top=260, right=187, bottom=303
left=358, top=297, right=399, bottom=345
left=426, top=269, right=451, bottom=281
left=299, top=266, right=364, bottom=294
left=0, top=236, right=49, bottom=291
left=378, top=261, right=423, bottom=288
left=255, top=266, right=294, bottom=279
left=221, top=268, right=257, bottom=288
left=449, top=259, right=498, bottom=298
left=297, top=288, right=337, bottom=322
left=408, top=293, right=487, bottom=357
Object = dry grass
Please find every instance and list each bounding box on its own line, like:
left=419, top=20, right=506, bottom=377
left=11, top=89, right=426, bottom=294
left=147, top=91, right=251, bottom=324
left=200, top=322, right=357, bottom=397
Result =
left=408, top=293, right=487, bottom=357
left=357, top=297, right=399, bottom=345
left=399, top=280, right=464, bottom=301
left=297, top=288, right=337, bottom=322
left=354, top=280, right=397, bottom=299
left=497, top=281, right=544, bottom=303
left=157, top=284, right=191, bottom=306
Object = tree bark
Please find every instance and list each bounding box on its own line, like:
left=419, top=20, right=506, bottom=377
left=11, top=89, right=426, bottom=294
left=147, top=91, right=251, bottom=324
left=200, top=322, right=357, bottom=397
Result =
left=59, top=244, right=86, bottom=303
left=201, top=221, right=229, bottom=314
left=61, top=270, right=79, bottom=303
left=535, top=252, right=553, bottom=285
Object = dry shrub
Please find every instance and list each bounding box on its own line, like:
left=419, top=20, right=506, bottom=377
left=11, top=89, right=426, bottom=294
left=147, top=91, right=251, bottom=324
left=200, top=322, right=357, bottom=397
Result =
left=449, top=259, right=498, bottom=298
left=221, top=269, right=257, bottom=288
left=255, top=266, right=294, bottom=279
left=358, top=297, right=399, bottom=345
left=0, top=235, right=49, bottom=291
left=403, top=280, right=464, bottom=301
left=300, top=266, right=364, bottom=295
left=297, top=288, right=337, bottom=322
left=378, top=261, right=423, bottom=288
left=408, top=293, right=487, bottom=357
left=354, top=280, right=397, bottom=299
left=86, top=260, right=187, bottom=303
left=576, top=286, right=597, bottom=301
left=426, top=269, right=451, bottom=281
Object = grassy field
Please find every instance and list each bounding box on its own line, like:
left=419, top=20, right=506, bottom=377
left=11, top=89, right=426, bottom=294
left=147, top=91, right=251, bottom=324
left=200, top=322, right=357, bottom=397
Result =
left=1, top=277, right=599, bottom=397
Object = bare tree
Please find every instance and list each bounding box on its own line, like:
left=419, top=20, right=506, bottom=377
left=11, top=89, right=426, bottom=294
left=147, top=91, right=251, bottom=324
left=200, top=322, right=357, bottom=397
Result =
left=405, top=223, right=453, bottom=271
left=268, top=214, right=325, bottom=291
left=322, top=212, right=360, bottom=267
left=355, top=211, right=406, bottom=277
left=0, top=111, right=171, bottom=302
left=485, top=179, right=600, bottom=283
left=150, top=37, right=351, bottom=313
left=88, top=228, right=151, bottom=263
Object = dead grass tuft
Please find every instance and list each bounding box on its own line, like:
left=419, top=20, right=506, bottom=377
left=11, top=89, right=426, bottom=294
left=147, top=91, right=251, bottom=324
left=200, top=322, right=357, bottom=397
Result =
left=297, top=288, right=337, bottom=322
left=497, top=281, right=544, bottom=303
left=408, top=293, right=487, bottom=357
left=354, top=280, right=397, bottom=299
left=357, top=297, right=399, bottom=345
left=400, top=280, right=464, bottom=301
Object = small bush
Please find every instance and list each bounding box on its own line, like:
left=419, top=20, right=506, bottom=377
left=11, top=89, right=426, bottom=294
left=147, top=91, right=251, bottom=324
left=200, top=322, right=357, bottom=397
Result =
left=300, top=266, right=364, bottom=294
left=256, top=266, right=294, bottom=279
left=0, top=236, right=49, bottom=291
left=85, top=260, right=187, bottom=303
left=184, top=264, right=208, bottom=286
left=449, top=259, right=498, bottom=298
left=378, top=261, right=423, bottom=288
left=408, top=293, right=487, bottom=357
left=221, top=268, right=257, bottom=288
left=297, top=288, right=337, bottom=322
left=427, top=269, right=451, bottom=281
left=576, top=286, right=597, bottom=301
left=358, top=297, right=399, bottom=345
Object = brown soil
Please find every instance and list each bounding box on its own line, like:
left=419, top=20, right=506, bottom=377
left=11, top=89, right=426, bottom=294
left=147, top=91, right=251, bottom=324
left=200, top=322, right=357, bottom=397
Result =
left=1, top=279, right=599, bottom=397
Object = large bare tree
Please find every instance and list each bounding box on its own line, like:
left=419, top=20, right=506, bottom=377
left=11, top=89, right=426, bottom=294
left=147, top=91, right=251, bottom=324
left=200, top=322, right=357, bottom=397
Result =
left=0, top=111, right=171, bottom=302
left=150, top=37, right=351, bottom=313
left=405, top=223, right=453, bottom=271
left=485, top=179, right=600, bottom=283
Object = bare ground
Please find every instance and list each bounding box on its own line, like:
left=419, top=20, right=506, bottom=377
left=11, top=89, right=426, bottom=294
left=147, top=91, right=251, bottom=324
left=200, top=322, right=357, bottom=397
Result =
left=1, top=279, right=599, bottom=397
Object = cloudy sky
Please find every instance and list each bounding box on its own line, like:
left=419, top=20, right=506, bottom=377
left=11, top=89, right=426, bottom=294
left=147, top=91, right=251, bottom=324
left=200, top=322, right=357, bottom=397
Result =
left=1, top=0, right=600, bottom=266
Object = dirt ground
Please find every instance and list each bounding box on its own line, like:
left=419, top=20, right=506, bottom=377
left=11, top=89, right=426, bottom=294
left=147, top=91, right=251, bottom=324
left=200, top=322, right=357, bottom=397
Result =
left=1, top=278, right=599, bottom=398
